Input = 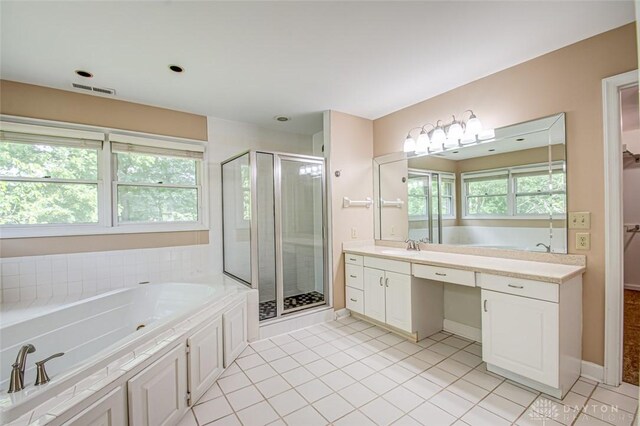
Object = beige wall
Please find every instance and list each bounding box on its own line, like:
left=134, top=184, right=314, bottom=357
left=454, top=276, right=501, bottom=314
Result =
left=328, top=111, right=374, bottom=310
left=373, top=23, right=638, bottom=365
left=0, top=80, right=210, bottom=257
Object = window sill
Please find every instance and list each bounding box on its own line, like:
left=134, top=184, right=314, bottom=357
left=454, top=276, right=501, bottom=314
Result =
left=0, top=223, right=209, bottom=239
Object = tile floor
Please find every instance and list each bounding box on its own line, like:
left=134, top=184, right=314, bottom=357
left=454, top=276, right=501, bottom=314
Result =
left=179, top=316, right=639, bottom=426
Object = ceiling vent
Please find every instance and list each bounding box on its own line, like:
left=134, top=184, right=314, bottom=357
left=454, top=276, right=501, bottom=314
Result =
left=72, top=83, right=116, bottom=96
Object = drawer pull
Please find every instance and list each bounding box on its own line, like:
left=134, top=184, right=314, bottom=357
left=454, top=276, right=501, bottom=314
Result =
left=350, top=298, right=358, bottom=302
left=435, top=272, right=447, bottom=277
left=349, top=275, right=357, bottom=278
left=379, top=276, right=383, bottom=286
left=483, top=300, right=488, bottom=312
left=349, top=257, right=357, bottom=262
left=385, top=278, right=389, bottom=287
left=508, top=284, right=524, bottom=289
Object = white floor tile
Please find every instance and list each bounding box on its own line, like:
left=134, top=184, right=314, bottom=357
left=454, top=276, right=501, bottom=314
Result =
left=392, top=415, right=423, bottom=425
left=598, top=382, right=640, bottom=400
left=177, top=410, right=198, bottom=426
left=236, top=401, right=279, bottom=426
left=477, top=392, right=526, bottom=422
left=236, top=353, right=266, bottom=370
left=409, top=401, right=457, bottom=425
left=380, top=364, right=416, bottom=384
left=196, top=382, right=223, bottom=404
left=271, top=333, right=296, bottom=346
left=225, top=385, right=264, bottom=411
left=591, top=386, right=639, bottom=413
left=427, top=332, right=451, bottom=342
left=269, top=356, right=301, bottom=374
left=382, top=386, right=425, bottom=413
left=397, top=356, right=432, bottom=375
left=339, top=382, right=378, bottom=408
left=361, top=326, right=389, bottom=339
left=342, top=361, right=377, bottom=381
left=492, top=381, right=538, bottom=406
left=429, top=342, right=459, bottom=357
left=313, top=393, right=355, bottom=422
left=326, top=351, right=358, bottom=368
left=570, top=379, right=597, bottom=397
left=280, top=340, right=307, bottom=355
left=282, top=366, right=315, bottom=387
left=403, top=375, right=442, bottom=400
left=259, top=346, right=288, bottom=362
left=268, top=388, right=308, bottom=417
left=441, top=336, right=472, bottom=349
left=461, top=406, right=511, bottom=426
left=313, top=342, right=341, bottom=357
left=420, top=367, right=458, bottom=387
left=413, top=348, right=446, bottom=365
left=429, top=390, right=475, bottom=418
left=361, top=373, right=399, bottom=395
left=334, top=409, right=377, bottom=426
left=583, top=398, right=636, bottom=425
left=251, top=339, right=277, bottom=352
left=208, top=413, right=242, bottom=426
left=320, top=369, right=356, bottom=391
left=296, top=378, right=334, bottom=403
left=255, top=375, right=291, bottom=398
left=462, top=343, right=482, bottom=357
left=449, top=350, right=482, bottom=368
left=244, top=363, right=278, bottom=383
left=461, top=369, right=503, bottom=391
left=218, top=372, right=252, bottom=394
left=437, top=359, right=474, bottom=378
left=379, top=346, right=410, bottom=362
left=394, top=341, right=423, bottom=355
left=360, top=397, right=404, bottom=426
left=362, top=353, right=395, bottom=370
left=306, top=358, right=338, bottom=377
left=284, top=405, right=329, bottom=426
left=290, top=348, right=322, bottom=365
left=193, top=396, right=234, bottom=425
left=378, top=333, right=406, bottom=346
left=447, top=379, right=491, bottom=404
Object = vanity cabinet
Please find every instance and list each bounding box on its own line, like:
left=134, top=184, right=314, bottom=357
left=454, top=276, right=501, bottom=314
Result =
left=128, top=343, right=188, bottom=426
left=363, top=267, right=412, bottom=331
left=64, top=386, right=127, bottom=426
left=187, top=316, right=224, bottom=405
left=223, top=300, right=248, bottom=367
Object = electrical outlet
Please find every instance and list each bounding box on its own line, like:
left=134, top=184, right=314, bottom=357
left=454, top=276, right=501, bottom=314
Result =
left=351, top=227, right=357, bottom=239
left=569, top=212, right=591, bottom=229
left=576, top=232, right=590, bottom=250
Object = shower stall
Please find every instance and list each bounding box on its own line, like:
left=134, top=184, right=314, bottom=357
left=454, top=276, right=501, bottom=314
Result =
left=221, top=151, right=327, bottom=321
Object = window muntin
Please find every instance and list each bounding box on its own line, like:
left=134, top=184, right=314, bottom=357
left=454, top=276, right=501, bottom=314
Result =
left=0, top=135, right=101, bottom=225
left=462, top=164, right=566, bottom=218
left=407, top=174, right=455, bottom=220
left=113, top=146, right=202, bottom=225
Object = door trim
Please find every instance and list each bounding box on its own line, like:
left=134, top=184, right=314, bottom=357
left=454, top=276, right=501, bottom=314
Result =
left=603, top=69, right=638, bottom=386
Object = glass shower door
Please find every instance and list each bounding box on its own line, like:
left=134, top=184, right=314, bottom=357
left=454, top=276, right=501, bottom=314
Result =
left=277, top=157, right=325, bottom=314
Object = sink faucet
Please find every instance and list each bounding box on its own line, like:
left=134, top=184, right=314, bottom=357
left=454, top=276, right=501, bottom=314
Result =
left=8, top=344, right=35, bottom=393
left=405, top=239, right=419, bottom=251
left=536, top=243, right=551, bottom=253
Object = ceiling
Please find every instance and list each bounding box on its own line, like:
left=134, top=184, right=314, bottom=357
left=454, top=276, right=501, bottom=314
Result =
left=0, top=1, right=635, bottom=135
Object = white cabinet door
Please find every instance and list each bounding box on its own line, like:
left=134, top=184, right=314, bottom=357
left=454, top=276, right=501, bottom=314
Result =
left=363, top=267, right=386, bottom=323
left=128, top=344, right=188, bottom=426
left=223, top=300, right=247, bottom=367
left=64, top=386, right=127, bottom=426
left=384, top=271, right=412, bottom=332
left=188, top=316, right=224, bottom=405
left=481, top=289, right=559, bottom=387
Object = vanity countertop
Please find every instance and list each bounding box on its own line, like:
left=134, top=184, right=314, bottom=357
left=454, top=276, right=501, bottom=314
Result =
left=344, top=245, right=585, bottom=284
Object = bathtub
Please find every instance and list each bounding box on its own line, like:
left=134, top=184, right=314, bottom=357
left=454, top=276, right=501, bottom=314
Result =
left=0, top=278, right=252, bottom=423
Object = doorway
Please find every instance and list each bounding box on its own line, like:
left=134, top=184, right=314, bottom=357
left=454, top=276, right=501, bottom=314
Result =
left=603, top=70, right=639, bottom=386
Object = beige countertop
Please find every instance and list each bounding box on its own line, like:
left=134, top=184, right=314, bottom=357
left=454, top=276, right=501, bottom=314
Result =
left=343, top=245, right=585, bottom=284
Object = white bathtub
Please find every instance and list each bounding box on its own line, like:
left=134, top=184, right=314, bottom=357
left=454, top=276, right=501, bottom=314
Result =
left=0, top=279, right=252, bottom=423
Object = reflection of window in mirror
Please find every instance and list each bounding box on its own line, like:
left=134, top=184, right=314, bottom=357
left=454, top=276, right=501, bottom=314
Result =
left=407, top=172, right=456, bottom=220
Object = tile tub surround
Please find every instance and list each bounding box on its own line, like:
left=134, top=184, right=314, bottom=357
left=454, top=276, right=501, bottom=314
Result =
left=2, top=278, right=253, bottom=425
left=0, top=244, right=210, bottom=304
left=179, top=316, right=639, bottom=426
left=343, top=244, right=585, bottom=284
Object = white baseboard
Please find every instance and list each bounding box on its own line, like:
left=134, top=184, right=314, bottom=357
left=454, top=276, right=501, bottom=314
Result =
left=443, top=319, right=482, bottom=343
left=259, top=307, right=334, bottom=339
left=581, top=360, right=604, bottom=383
left=625, top=283, right=640, bottom=291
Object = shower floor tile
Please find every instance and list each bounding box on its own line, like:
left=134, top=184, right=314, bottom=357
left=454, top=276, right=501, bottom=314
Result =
left=259, top=291, right=325, bottom=321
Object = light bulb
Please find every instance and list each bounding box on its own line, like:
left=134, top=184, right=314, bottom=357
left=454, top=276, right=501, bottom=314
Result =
left=466, top=116, right=483, bottom=135
left=416, top=131, right=429, bottom=153
left=478, top=128, right=495, bottom=140
left=403, top=135, right=416, bottom=153
left=447, top=122, right=464, bottom=141
left=431, top=127, right=446, bottom=144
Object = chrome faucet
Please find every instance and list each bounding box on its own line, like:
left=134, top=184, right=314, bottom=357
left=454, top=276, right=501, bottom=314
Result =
left=536, top=243, right=551, bottom=253
left=34, top=352, right=64, bottom=386
left=405, top=239, right=418, bottom=251
left=8, top=344, right=35, bottom=393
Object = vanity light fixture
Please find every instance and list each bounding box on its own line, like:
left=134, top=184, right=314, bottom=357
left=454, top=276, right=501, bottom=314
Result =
left=401, top=110, right=494, bottom=155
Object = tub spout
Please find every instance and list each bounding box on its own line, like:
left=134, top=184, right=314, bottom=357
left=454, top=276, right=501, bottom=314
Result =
left=8, top=344, right=36, bottom=393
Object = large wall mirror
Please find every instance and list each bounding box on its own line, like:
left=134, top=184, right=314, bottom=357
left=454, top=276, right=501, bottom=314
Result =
left=374, top=113, right=567, bottom=253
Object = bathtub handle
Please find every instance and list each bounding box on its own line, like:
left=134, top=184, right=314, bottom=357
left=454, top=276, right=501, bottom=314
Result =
left=34, top=352, right=65, bottom=386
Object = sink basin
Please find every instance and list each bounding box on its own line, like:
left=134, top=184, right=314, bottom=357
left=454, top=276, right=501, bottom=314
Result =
left=380, top=249, right=419, bottom=256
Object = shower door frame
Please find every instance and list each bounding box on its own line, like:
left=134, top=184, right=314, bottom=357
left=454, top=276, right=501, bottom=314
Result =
left=221, top=150, right=329, bottom=321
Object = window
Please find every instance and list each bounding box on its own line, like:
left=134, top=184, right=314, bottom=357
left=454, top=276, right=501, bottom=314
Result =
left=0, top=121, right=208, bottom=237
left=0, top=131, right=102, bottom=225
left=407, top=172, right=455, bottom=220
left=462, top=163, right=566, bottom=218
left=241, top=164, right=251, bottom=221
left=112, top=144, right=203, bottom=224
left=439, top=177, right=455, bottom=218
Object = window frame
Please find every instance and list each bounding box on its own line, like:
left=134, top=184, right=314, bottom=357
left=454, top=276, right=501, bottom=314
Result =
left=406, top=170, right=456, bottom=221
left=0, top=117, right=208, bottom=238
left=461, top=162, right=566, bottom=220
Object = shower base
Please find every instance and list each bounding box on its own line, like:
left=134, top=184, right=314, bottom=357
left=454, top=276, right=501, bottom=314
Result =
left=259, top=291, right=325, bottom=321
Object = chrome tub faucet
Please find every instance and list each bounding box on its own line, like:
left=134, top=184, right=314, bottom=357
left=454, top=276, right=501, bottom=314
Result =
left=8, top=344, right=35, bottom=393
left=536, top=242, right=551, bottom=253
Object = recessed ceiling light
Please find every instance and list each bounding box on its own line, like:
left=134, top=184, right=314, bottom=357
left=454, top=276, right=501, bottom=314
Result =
left=75, top=70, right=93, bottom=78
left=169, top=65, right=184, bottom=73
left=274, top=116, right=290, bottom=122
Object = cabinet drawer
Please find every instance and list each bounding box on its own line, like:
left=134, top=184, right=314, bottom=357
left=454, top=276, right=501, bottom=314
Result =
left=364, top=256, right=410, bottom=275
left=345, top=253, right=363, bottom=266
left=346, top=287, right=364, bottom=314
left=478, top=273, right=558, bottom=303
left=413, top=264, right=475, bottom=287
left=346, top=264, right=364, bottom=290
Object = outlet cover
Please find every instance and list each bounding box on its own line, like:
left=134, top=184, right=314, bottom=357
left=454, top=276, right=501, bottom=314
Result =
left=576, top=232, right=590, bottom=250
left=569, top=212, right=591, bottom=229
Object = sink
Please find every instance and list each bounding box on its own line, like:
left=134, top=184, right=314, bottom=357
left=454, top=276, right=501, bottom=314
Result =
left=380, top=249, right=420, bottom=256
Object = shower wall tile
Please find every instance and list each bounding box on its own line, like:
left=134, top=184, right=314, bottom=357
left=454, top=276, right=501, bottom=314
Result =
left=0, top=245, right=212, bottom=304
